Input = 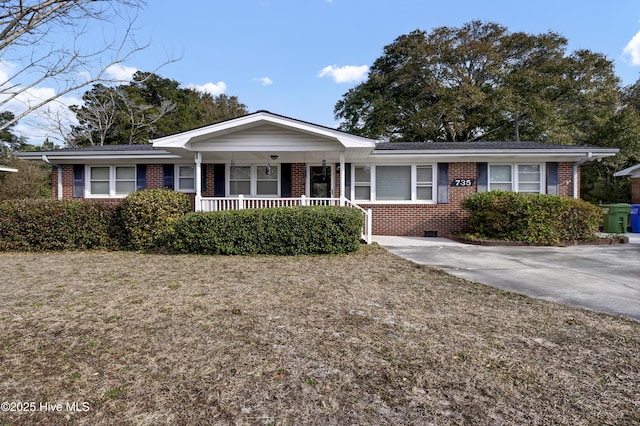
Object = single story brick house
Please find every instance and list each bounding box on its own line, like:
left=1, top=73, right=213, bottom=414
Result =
left=18, top=111, right=618, bottom=242
left=614, top=164, right=640, bottom=203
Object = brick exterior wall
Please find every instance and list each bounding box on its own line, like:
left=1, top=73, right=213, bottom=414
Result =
left=558, top=162, right=575, bottom=197
left=632, top=178, right=640, bottom=204
left=358, top=162, right=476, bottom=237
left=204, top=164, right=215, bottom=197
left=291, top=163, right=305, bottom=197
left=147, top=165, right=164, bottom=189
left=54, top=161, right=581, bottom=237
left=60, top=165, right=74, bottom=200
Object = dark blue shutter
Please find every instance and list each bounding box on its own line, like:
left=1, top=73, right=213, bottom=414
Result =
left=201, top=164, right=207, bottom=193
left=344, top=163, right=352, bottom=200
left=477, top=162, right=488, bottom=192
left=136, top=165, right=147, bottom=191
left=437, top=163, right=449, bottom=203
left=280, top=163, right=292, bottom=197
left=546, top=162, right=558, bottom=195
left=163, top=164, right=174, bottom=190
left=73, top=165, right=84, bottom=198
left=213, top=164, right=225, bottom=196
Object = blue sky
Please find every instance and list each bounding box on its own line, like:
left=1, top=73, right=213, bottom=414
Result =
left=6, top=0, right=640, bottom=142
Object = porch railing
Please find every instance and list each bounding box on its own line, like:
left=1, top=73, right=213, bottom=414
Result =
left=198, top=195, right=372, bottom=244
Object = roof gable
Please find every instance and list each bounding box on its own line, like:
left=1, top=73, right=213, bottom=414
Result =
left=151, top=110, right=376, bottom=151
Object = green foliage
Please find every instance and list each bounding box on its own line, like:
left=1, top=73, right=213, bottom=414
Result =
left=69, top=72, right=248, bottom=146
left=0, top=199, right=115, bottom=251
left=461, top=191, right=602, bottom=244
left=579, top=81, right=640, bottom=203
left=118, top=189, right=192, bottom=251
left=0, top=111, right=29, bottom=152
left=335, top=21, right=620, bottom=144
left=0, top=156, right=52, bottom=201
left=172, top=206, right=364, bottom=255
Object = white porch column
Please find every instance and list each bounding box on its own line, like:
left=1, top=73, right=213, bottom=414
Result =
left=195, top=152, right=202, bottom=211
left=339, top=152, right=346, bottom=206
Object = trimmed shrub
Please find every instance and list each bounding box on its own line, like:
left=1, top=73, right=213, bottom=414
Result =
left=171, top=206, right=364, bottom=255
left=0, top=199, right=114, bottom=251
left=118, top=189, right=192, bottom=251
left=461, top=191, right=602, bottom=244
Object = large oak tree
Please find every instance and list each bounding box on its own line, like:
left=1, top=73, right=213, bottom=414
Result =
left=335, top=21, right=621, bottom=145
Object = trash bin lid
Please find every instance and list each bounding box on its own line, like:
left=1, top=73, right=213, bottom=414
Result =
left=606, top=203, right=631, bottom=213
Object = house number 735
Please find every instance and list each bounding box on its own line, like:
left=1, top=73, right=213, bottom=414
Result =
left=451, top=179, right=474, bottom=187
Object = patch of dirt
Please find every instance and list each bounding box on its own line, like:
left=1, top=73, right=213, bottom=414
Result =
left=0, top=246, right=638, bottom=425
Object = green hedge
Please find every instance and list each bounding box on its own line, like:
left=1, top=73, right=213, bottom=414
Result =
left=171, top=206, right=364, bottom=255
left=461, top=191, right=602, bottom=244
left=118, top=189, right=192, bottom=251
left=0, top=199, right=115, bottom=251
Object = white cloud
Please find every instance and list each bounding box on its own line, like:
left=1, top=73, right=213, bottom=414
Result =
left=318, top=65, right=369, bottom=83
left=187, top=82, right=227, bottom=96
left=105, top=63, right=138, bottom=81
left=624, top=30, right=640, bottom=65
left=0, top=60, right=17, bottom=85
left=0, top=59, right=81, bottom=144
left=253, top=77, right=273, bottom=87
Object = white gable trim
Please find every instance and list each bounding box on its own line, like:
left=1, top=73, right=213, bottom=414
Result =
left=151, top=111, right=376, bottom=151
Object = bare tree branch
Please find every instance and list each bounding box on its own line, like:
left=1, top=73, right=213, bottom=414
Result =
left=0, top=1, right=175, bottom=134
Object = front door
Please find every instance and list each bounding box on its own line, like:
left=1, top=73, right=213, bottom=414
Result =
left=310, top=165, right=332, bottom=198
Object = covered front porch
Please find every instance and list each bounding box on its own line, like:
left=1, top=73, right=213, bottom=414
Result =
left=150, top=111, right=377, bottom=243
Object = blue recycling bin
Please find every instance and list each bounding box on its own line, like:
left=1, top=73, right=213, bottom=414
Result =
left=630, top=204, right=640, bottom=233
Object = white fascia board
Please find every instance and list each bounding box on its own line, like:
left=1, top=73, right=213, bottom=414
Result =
left=42, top=154, right=182, bottom=161
left=369, top=148, right=619, bottom=161
left=16, top=151, right=182, bottom=162
left=613, top=163, right=640, bottom=177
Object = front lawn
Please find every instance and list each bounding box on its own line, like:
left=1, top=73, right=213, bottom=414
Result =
left=0, top=246, right=638, bottom=425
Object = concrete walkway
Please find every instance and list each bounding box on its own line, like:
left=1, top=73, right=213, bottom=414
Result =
left=373, top=234, right=640, bottom=321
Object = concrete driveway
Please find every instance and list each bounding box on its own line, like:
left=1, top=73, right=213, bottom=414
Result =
left=373, top=234, right=640, bottom=321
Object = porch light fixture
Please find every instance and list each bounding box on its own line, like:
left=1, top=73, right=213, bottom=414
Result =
left=322, top=159, right=327, bottom=177
left=270, top=155, right=278, bottom=160
left=266, top=154, right=272, bottom=175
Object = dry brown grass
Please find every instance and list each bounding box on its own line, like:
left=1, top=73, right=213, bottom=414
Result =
left=0, top=245, right=638, bottom=425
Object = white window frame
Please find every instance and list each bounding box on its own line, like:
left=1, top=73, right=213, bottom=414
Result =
left=516, top=164, right=543, bottom=193
left=86, top=165, right=137, bottom=198
left=176, top=165, right=196, bottom=192
left=226, top=164, right=281, bottom=197
left=351, top=164, right=437, bottom=204
left=416, top=165, right=435, bottom=201
left=353, top=165, right=371, bottom=201
left=488, top=163, right=545, bottom=193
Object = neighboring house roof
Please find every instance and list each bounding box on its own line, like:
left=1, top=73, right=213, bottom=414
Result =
left=14, top=110, right=619, bottom=164
left=614, top=164, right=640, bottom=178
left=0, top=165, right=18, bottom=172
